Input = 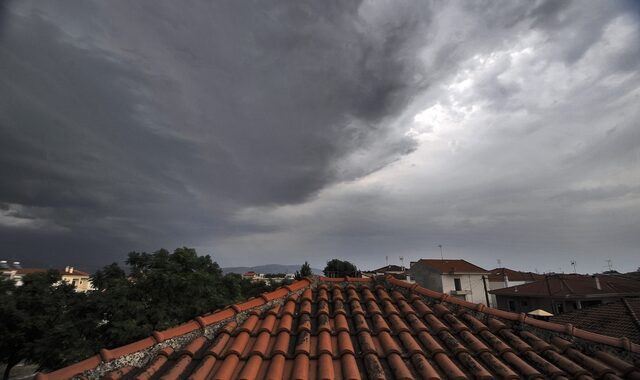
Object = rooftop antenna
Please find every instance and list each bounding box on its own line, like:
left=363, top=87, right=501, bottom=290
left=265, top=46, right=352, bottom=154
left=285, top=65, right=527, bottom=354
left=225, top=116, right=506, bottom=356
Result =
left=606, top=259, right=613, bottom=271
left=570, top=260, right=577, bottom=273
left=438, top=244, right=444, bottom=260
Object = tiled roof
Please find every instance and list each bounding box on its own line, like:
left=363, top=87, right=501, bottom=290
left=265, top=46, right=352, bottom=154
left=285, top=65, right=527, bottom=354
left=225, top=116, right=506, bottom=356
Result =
left=368, top=265, right=405, bottom=273
left=413, top=259, right=489, bottom=274
left=490, top=274, right=640, bottom=298
left=488, top=268, right=545, bottom=282
left=37, top=276, right=640, bottom=380
left=62, top=269, right=91, bottom=277
left=550, top=298, right=640, bottom=344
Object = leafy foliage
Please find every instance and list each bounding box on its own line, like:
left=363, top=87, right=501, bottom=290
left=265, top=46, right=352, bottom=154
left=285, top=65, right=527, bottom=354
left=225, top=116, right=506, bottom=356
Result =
left=323, top=259, right=359, bottom=277
left=295, top=261, right=313, bottom=279
left=0, top=271, right=93, bottom=379
left=0, top=247, right=283, bottom=376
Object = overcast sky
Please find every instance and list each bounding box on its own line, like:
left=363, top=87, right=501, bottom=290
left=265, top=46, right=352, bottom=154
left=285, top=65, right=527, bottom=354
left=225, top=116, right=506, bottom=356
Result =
left=1, top=0, right=639, bottom=274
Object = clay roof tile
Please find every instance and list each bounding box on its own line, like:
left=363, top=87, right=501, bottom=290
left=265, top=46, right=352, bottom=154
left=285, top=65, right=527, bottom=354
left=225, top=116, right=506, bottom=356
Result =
left=39, top=277, right=640, bottom=380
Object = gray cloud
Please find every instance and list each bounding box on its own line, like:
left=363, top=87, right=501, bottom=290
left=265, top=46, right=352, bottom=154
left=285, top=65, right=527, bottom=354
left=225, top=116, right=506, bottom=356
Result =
left=0, top=0, right=639, bottom=273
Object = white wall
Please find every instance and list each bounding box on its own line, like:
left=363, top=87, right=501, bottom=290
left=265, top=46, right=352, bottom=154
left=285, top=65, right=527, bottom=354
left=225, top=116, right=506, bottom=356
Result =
left=442, top=273, right=488, bottom=305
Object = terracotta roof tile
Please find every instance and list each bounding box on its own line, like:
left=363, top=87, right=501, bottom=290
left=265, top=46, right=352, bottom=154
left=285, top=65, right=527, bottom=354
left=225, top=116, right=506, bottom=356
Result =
left=37, top=276, right=640, bottom=380
left=490, top=273, right=640, bottom=297
left=413, top=259, right=490, bottom=274
left=549, top=297, right=640, bottom=344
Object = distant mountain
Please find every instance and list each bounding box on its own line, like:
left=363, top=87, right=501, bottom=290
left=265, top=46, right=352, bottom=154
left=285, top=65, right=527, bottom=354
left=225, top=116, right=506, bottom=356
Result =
left=223, top=264, right=322, bottom=275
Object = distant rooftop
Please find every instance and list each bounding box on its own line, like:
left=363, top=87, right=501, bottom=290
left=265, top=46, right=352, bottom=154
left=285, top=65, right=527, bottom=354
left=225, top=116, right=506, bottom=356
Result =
left=412, top=259, right=489, bottom=274
left=491, top=273, right=640, bottom=298
left=488, top=267, right=545, bottom=282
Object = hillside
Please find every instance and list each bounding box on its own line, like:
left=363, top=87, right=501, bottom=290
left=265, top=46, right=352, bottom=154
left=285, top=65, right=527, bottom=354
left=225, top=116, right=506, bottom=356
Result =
left=222, top=264, right=322, bottom=275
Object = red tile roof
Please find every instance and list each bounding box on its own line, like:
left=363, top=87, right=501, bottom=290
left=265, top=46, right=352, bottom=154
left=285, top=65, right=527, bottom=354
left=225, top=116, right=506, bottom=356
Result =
left=488, top=268, right=545, bottom=282
left=368, top=265, right=405, bottom=273
left=36, top=276, right=640, bottom=380
left=550, top=298, right=640, bottom=344
left=491, top=273, right=640, bottom=298
left=413, top=259, right=489, bottom=274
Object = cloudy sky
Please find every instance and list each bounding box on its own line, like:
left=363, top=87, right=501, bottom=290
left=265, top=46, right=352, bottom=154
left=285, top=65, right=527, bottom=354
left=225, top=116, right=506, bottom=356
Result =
left=1, top=0, right=639, bottom=274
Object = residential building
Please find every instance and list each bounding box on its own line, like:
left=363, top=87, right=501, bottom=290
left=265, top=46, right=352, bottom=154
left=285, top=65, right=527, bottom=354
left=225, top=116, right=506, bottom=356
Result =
left=550, top=297, right=640, bottom=344
left=409, top=258, right=491, bottom=305
left=487, top=267, right=544, bottom=307
left=60, top=266, right=93, bottom=292
left=362, top=264, right=413, bottom=283
left=242, top=271, right=258, bottom=280
left=37, top=275, right=640, bottom=379
left=1, top=262, right=93, bottom=292
left=490, top=273, right=640, bottom=315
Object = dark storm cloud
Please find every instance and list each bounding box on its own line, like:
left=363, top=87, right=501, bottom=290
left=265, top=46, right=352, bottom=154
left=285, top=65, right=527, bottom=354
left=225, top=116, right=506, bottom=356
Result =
left=1, top=1, right=638, bottom=273
left=0, top=1, right=426, bottom=267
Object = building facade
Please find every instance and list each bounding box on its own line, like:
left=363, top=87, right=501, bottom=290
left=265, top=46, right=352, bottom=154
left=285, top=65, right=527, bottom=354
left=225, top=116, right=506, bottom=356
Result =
left=409, top=259, right=490, bottom=305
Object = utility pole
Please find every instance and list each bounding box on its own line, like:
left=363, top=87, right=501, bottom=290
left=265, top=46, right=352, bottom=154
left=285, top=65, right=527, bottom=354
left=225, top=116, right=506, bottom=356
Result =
left=482, top=275, right=491, bottom=306
left=438, top=244, right=444, bottom=260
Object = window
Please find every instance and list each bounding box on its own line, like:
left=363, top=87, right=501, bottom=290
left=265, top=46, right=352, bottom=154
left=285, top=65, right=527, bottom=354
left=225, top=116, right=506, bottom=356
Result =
left=508, top=300, right=516, bottom=311
left=454, top=278, right=462, bottom=291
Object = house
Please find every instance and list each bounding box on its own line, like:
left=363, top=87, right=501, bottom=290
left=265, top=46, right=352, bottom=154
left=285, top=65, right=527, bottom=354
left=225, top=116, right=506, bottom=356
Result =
left=549, top=297, right=640, bottom=344
left=60, top=266, right=93, bottom=292
left=362, top=264, right=413, bottom=283
left=409, top=258, right=490, bottom=305
left=487, top=267, right=545, bottom=307
left=241, top=271, right=258, bottom=280
left=0, top=261, right=93, bottom=292
left=37, top=275, right=640, bottom=379
left=490, top=273, right=640, bottom=315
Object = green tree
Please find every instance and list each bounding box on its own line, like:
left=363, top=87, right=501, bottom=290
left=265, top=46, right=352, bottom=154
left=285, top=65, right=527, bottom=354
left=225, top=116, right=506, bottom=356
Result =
left=323, top=259, right=358, bottom=278
left=295, top=261, right=313, bottom=279
left=0, top=271, right=93, bottom=379
left=0, top=278, right=21, bottom=380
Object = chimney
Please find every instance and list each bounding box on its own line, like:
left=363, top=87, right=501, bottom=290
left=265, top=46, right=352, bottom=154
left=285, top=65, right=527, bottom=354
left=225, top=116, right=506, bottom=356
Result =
left=69, top=267, right=74, bottom=274
left=65, top=266, right=70, bottom=273
left=593, top=275, right=601, bottom=290
left=504, top=274, right=509, bottom=288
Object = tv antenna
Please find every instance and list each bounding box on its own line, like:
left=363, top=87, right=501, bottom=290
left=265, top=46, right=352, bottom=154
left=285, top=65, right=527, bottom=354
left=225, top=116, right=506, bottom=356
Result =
left=570, top=260, right=577, bottom=273
left=606, top=259, right=613, bottom=271
left=438, top=244, right=444, bottom=260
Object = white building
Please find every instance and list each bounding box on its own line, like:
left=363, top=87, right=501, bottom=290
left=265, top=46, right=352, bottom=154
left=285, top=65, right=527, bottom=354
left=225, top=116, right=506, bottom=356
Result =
left=409, top=259, right=490, bottom=305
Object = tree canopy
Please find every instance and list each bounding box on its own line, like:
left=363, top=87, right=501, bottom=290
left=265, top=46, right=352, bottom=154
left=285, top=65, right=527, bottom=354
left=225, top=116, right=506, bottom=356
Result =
left=0, top=247, right=280, bottom=378
left=323, top=259, right=359, bottom=278
left=295, top=261, right=313, bottom=279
